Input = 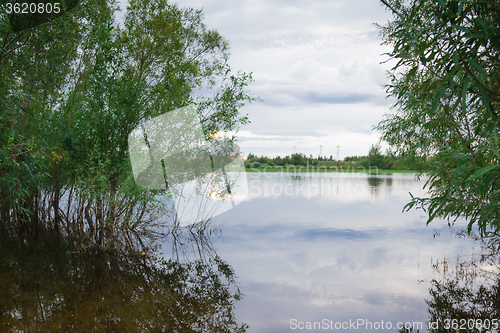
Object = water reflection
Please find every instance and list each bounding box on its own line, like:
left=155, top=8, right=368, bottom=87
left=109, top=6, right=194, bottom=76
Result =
left=166, top=219, right=221, bottom=261
left=212, top=173, right=473, bottom=332
left=0, top=228, right=247, bottom=332
left=245, top=172, right=422, bottom=203
left=367, top=176, right=384, bottom=197
left=8, top=171, right=493, bottom=333
left=367, top=176, right=383, bottom=188
left=426, top=234, right=500, bottom=332
left=386, top=177, right=393, bottom=187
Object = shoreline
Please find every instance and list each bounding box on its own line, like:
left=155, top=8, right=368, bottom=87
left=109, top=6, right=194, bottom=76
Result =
left=243, top=167, right=418, bottom=174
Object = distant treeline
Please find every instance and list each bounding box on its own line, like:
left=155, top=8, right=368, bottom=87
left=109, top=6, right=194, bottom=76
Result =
left=245, top=144, right=429, bottom=170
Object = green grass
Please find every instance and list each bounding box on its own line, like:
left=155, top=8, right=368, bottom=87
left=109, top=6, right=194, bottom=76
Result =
left=244, top=167, right=418, bottom=174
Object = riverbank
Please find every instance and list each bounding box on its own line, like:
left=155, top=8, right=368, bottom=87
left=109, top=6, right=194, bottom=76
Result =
left=244, top=167, right=418, bottom=174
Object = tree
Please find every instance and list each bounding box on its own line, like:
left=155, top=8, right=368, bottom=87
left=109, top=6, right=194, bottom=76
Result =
left=0, top=0, right=256, bottom=251
left=367, top=143, right=384, bottom=168
left=0, top=0, right=80, bottom=62
left=376, top=0, right=500, bottom=234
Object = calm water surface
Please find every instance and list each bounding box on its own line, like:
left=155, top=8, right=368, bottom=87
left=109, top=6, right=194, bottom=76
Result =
left=202, top=172, right=473, bottom=332
left=2, top=172, right=481, bottom=332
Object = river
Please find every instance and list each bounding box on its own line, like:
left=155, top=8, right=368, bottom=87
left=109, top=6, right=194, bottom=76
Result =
left=198, top=172, right=474, bottom=332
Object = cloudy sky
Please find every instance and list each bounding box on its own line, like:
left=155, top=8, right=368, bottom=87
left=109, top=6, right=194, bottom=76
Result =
left=120, top=0, right=398, bottom=159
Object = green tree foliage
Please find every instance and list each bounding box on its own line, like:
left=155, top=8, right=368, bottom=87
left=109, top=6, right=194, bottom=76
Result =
left=244, top=153, right=319, bottom=168
left=244, top=148, right=421, bottom=170
left=376, top=0, right=500, bottom=234
left=0, top=0, right=255, bottom=251
left=364, top=144, right=385, bottom=168
left=0, top=0, right=79, bottom=62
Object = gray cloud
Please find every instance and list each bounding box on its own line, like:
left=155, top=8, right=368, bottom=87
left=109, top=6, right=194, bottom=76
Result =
left=297, top=91, right=377, bottom=105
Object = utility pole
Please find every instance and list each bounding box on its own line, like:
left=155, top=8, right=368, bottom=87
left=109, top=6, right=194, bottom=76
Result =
left=293, top=146, right=296, bottom=155
left=336, top=145, right=340, bottom=169
left=319, top=145, right=323, bottom=160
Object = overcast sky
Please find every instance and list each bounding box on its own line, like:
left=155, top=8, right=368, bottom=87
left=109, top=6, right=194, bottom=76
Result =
left=119, top=0, right=397, bottom=159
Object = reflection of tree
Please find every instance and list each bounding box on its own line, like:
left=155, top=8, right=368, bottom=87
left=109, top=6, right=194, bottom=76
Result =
left=166, top=218, right=221, bottom=261
left=367, top=177, right=383, bottom=188
left=367, top=176, right=384, bottom=197
left=0, top=228, right=247, bottom=332
left=386, top=177, right=393, bottom=187
left=425, top=234, right=500, bottom=333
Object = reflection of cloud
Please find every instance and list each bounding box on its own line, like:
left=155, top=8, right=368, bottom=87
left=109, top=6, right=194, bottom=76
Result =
left=365, top=247, right=388, bottom=269
left=244, top=173, right=425, bottom=205
left=205, top=175, right=472, bottom=331
left=218, top=222, right=469, bottom=328
left=298, top=228, right=372, bottom=240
